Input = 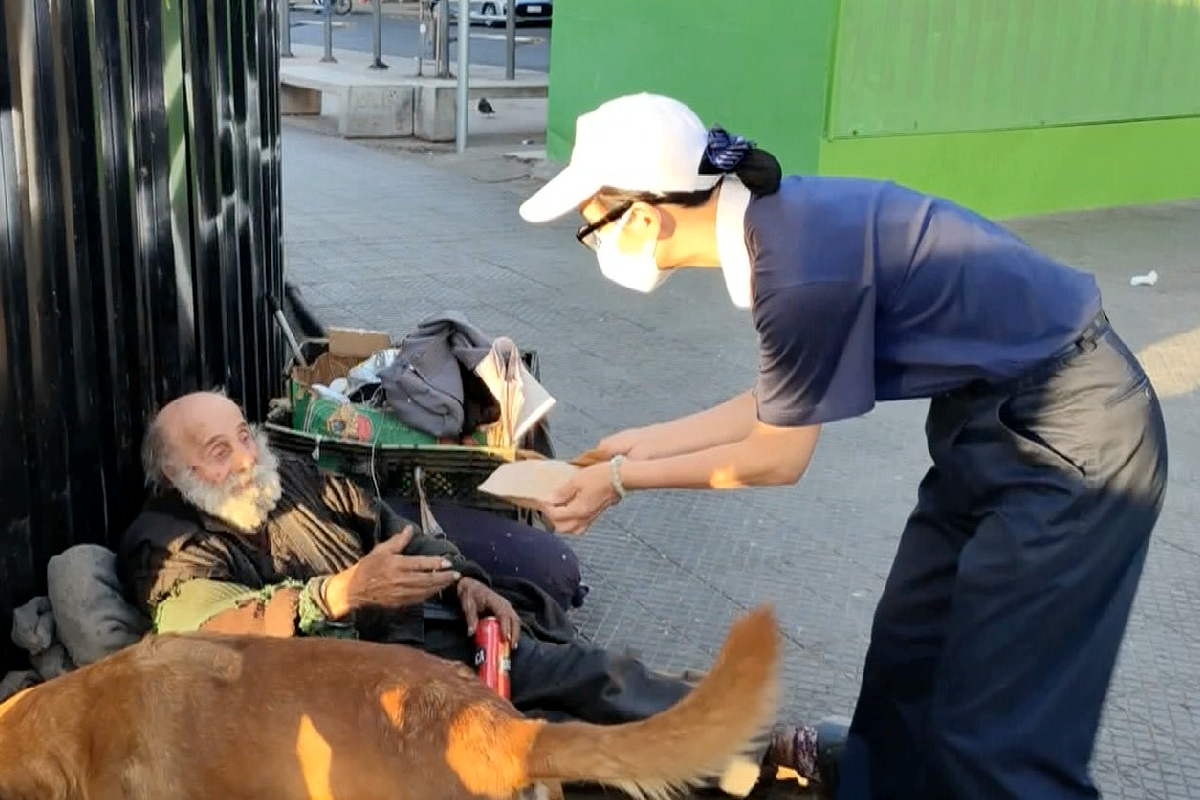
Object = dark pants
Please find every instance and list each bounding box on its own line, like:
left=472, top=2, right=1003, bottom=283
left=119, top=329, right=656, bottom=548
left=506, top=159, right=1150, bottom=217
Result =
left=839, top=318, right=1169, bottom=800
left=388, top=499, right=589, bottom=611
left=422, top=617, right=691, bottom=724
left=422, top=618, right=766, bottom=794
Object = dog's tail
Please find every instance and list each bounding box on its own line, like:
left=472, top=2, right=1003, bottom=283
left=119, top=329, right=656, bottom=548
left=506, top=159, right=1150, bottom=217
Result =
left=526, top=604, right=782, bottom=799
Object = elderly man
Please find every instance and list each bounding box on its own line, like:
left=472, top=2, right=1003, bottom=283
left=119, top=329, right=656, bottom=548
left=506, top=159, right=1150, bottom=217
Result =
left=118, top=390, right=846, bottom=795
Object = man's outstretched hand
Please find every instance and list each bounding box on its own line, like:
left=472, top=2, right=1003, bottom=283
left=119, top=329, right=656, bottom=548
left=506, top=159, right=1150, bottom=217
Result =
left=457, top=577, right=521, bottom=648
left=324, top=526, right=460, bottom=618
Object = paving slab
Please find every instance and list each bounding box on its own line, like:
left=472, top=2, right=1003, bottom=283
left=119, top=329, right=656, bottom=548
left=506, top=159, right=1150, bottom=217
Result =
left=280, top=124, right=1200, bottom=799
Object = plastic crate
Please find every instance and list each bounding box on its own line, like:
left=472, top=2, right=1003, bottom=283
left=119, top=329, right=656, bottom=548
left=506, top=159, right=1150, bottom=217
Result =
left=266, top=338, right=554, bottom=525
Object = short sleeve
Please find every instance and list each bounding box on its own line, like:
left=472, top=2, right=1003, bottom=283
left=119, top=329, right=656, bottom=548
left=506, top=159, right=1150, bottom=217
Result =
left=753, top=280, right=876, bottom=427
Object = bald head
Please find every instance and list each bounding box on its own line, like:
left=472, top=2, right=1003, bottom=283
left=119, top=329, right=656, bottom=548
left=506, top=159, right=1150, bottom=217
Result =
left=142, top=390, right=255, bottom=489
left=141, top=390, right=283, bottom=532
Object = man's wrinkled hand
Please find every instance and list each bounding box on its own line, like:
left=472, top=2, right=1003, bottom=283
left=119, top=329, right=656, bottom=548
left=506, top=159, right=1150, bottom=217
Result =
left=324, top=526, right=460, bottom=617
left=457, top=577, right=520, bottom=649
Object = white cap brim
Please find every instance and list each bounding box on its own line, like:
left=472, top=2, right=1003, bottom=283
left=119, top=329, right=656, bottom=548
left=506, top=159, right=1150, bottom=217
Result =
left=518, top=163, right=602, bottom=223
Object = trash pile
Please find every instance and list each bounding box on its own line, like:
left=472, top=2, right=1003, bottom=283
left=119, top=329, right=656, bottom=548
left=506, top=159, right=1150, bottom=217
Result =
left=285, top=311, right=555, bottom=451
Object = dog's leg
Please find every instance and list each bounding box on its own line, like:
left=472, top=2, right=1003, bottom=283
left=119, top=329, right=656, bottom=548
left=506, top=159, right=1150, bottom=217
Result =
left=516, top=782, right=560, bottom=800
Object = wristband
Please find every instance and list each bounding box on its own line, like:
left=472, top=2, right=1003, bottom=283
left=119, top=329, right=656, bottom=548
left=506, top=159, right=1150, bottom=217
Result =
left=298, top=577, right=357, bottom=639
left=610, top=454, right=627, bottom=500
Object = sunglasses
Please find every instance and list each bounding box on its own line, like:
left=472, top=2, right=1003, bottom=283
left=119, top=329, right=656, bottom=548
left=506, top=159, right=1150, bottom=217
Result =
left=574, top=201, right=634, bottom=252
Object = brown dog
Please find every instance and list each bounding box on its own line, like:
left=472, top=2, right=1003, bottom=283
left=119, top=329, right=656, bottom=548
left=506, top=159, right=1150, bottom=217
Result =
left=0, top=604, right=781, bottom=800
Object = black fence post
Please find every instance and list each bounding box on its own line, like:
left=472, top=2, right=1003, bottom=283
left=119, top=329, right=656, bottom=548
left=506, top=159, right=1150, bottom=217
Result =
left=0, top=0, right=286, bottom=670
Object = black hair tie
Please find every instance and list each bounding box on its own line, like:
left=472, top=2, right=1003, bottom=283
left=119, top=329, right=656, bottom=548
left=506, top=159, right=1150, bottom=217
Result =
left=705, top=126, right=755, bottom=173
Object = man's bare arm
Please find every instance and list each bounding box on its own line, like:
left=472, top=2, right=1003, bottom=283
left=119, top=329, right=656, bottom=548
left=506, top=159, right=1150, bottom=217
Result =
left=154, top=577, right=354, bottom=638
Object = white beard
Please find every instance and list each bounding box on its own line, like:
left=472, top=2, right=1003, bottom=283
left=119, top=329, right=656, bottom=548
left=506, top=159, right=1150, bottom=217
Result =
left=172, top=429, right=283, bottom=533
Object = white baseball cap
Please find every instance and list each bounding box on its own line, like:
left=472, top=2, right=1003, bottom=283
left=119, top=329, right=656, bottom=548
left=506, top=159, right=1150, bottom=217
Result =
left=519, top=93, right=722, bottom=224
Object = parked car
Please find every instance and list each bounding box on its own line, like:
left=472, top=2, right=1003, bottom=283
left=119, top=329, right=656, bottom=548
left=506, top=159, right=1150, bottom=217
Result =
left=290, top=0, right=354, bottom=14
left=431, top=0, right=551, bottom=26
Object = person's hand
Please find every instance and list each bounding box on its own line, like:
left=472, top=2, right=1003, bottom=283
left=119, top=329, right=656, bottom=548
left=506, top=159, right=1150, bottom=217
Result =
left=323, top=526, right=460, bottom=617
left=595, top=426, right=659, bottom=460
left=457, top=577, right=521, bottom=648
left=543, top=463, right=619, bottom=535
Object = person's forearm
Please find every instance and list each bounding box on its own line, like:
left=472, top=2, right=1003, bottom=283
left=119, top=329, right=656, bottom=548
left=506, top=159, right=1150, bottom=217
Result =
left=154, top=578, right=303, bottom=637
left=638, top=390, right=758, bottom=458
left=619, top=424, right=820, bottom=491
left=153, top=579, right=259, bottom=633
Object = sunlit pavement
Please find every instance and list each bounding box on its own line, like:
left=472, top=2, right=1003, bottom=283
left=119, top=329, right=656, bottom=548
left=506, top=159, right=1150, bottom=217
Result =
left=282, top=125, right=1200, bottom=800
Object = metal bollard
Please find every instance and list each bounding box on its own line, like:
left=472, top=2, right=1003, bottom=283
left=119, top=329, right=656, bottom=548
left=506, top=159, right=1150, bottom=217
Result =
left=321, top=0, right=337, bottom=63
left=369, top=0, right=388, bottom=69
left=280, top=0, right=294, bottom=58
left=504, top=0, right=515, bottom=80
left=436, top=0, right=451, bottom=77
left=455, top=0, right=469, bottom=152
left=415, top=0, right=427, bottom=75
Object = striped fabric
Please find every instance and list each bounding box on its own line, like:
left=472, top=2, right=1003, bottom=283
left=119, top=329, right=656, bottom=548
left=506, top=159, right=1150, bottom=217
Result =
left=705, top=126, right=754, bottom=172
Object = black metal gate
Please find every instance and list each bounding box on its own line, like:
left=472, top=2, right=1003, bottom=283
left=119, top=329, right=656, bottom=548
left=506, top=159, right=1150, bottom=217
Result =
left=0, top=0, right=284, bottom=668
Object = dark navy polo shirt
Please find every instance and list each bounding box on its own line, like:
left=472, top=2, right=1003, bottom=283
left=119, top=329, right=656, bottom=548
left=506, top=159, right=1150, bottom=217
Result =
left=746, top=176, right=1103, bottom=427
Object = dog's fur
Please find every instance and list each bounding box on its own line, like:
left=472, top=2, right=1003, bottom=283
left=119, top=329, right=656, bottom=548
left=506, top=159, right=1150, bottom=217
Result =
left=0, top=604, right=781, bottom=800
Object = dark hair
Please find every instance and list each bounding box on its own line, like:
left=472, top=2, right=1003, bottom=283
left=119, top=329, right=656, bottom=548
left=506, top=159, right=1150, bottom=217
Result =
left=701, top=145, right=782, bottom=196
left=594, top=146, right=782, bottom=210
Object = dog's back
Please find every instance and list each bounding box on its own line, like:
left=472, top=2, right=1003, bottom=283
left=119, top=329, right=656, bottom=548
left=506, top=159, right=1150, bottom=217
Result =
left=0, top=637, right=179, bottom=799
left=0, top=606, right=781, bottom=800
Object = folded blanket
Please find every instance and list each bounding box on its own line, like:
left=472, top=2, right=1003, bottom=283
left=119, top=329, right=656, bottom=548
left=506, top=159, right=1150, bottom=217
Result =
left=2, top=544, right=153, bottom=702
left=47, top=544, right=150, bottom=666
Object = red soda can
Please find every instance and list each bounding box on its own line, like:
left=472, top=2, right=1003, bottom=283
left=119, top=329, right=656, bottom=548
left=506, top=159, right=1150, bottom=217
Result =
left=474, top=616, right=511, bottom=699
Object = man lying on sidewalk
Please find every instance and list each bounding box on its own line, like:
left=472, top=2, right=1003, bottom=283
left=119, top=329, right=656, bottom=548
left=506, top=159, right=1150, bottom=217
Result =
left=118, top=390, right=847, bottom=796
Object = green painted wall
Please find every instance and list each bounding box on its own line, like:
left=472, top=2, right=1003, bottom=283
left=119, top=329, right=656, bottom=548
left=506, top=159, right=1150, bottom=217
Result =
left=819, top=0, right=1200, bottom=216
left=544, top=0, right=839, bottom=174
left=828, top=0, right=1200, bottom=138
left=544, top=0, right=1200, bottom=217
left=818, top=115, right=1200, bottom=218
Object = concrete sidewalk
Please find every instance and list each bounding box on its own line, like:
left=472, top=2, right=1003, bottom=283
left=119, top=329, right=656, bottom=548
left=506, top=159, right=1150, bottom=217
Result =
left=280, top=41, right=548, bottom=145
left=281, top=124, right=1200, bottom=799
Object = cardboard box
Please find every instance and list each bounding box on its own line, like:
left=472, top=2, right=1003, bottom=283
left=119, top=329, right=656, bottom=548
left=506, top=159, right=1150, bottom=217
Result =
left=293, top=390, right=441, bottom=447
left=326, top=327, right=392, bottom=359
left=287, top=339, right=488, bottom=448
